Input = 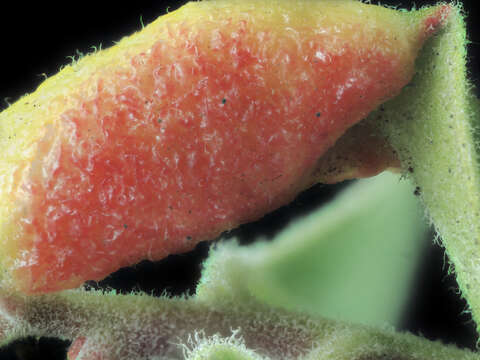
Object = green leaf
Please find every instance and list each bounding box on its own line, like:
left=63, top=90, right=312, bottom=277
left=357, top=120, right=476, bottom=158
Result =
left=196, top=172, right=427, bottom=327
left=182, top=332, right=267, bottom=360
left=364, top=4, right=480, bottom=333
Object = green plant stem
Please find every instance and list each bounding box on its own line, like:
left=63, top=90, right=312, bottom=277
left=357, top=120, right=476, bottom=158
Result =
left=1, top=288, right=480, bottom=360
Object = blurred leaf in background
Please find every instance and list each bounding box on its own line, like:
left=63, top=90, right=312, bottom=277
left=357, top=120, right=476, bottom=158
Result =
left=198, top=172, right=428, bottom=328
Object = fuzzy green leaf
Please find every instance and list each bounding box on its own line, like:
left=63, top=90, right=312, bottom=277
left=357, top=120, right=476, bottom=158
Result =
left=363, top=3, right=480, bottom=333
left=181, top=332, right=267, bottom=360
left=197, top=172, right=427, bottom=327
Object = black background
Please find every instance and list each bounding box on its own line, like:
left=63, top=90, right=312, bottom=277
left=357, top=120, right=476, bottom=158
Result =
left=0, top=0, right=479, bottom=358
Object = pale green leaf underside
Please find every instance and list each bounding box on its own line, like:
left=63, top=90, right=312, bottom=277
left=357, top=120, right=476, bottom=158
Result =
left=197, top=172, right=427, bottom=328
left=363, top=3, right=480, bottom=333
